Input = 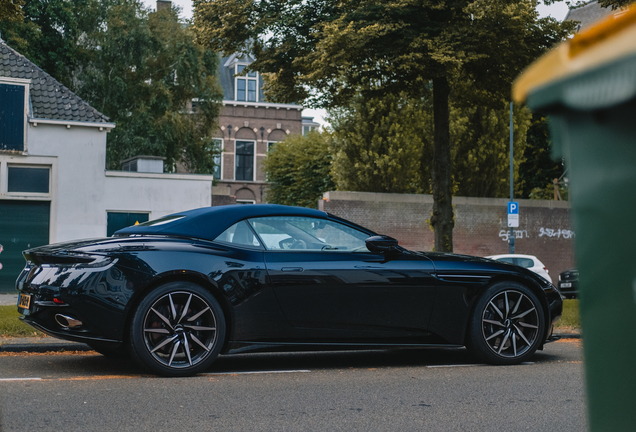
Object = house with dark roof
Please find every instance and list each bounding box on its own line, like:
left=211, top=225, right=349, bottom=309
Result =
left=565, top=1, right=624, bottom=31
left=0, top=39, right=216, bottom=292
left=206, top=53, right=303, bottom=205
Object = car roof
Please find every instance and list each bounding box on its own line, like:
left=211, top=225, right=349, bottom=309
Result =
left=114, top=204, right=330, bottom=241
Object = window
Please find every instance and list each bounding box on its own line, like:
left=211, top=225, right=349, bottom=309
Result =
left=248, top=217, right=370, bottom=252
left=235, top=141, right=254, bottom=181
left=107, top=212, right=150, bottom=236
left=267, top=142, right=277, bottom=152
left=235, top=64, right=258, bottom=102
left=0, top=84, right=26, bottom=151
left=207, top=138, right=223, bottom=180
left=214, top=221, right=261, bottom=248
left=303, top=125, right=316, bottom=136
left=7, top=166, right=50, bottom=193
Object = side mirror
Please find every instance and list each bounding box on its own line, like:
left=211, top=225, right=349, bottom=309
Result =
left=365, top=235, right=399, bottom=253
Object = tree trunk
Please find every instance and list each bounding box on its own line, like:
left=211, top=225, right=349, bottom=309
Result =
left=430, top=76, right=454, bottom=252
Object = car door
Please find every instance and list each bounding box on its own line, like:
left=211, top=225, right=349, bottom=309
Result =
left=248, top=216, right=437, bottom=341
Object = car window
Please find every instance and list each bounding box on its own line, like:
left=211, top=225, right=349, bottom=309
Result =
left=515, top=258, right=535, bottom=268
left=496, top=257, right=514, bottom=264
left=214, top=221, right=262, bottom=248
left=248, top=216, right=370, bottom=252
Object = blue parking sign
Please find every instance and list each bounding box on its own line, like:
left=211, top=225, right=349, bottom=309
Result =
left=507, top=202, right=519, bottom=227
left=508, top=202, right=519, bottom=214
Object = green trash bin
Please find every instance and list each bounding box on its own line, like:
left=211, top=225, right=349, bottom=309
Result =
left=514, top=8, right=636, bottom=431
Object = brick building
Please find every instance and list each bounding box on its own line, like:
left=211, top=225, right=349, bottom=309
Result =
left=209, top=53, right=303, bottom=205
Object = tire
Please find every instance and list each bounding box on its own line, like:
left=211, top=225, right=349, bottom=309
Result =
left=88, top=342, right=129, bottom=358
left=466, top=282, right=545, bottom=365
left=128, top=281, right=226, bottom=377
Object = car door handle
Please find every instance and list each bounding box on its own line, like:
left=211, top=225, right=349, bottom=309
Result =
left=281, top=267, right=303, bottom=272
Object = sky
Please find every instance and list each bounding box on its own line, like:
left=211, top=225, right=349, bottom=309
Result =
left=142, top=0, right=573, bottom=127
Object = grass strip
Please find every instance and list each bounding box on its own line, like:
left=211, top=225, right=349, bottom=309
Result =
left=0, top=305, right=44, bottom=337
left=554, top=299, right=580, bottom=329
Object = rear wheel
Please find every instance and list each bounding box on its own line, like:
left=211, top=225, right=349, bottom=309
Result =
left=129, top=282, right=225, bottom=377
left=466, top=282, right=545, bottom=365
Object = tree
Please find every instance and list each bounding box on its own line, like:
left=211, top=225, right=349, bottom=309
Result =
left=329, top=93, right=532, bottom=199
left=450, top=103, right=532, bottom=198
left=194, top=0, right=575, bottom=252
left=1, top=1, right=223, bottom=172
left=80, top=1, right=223, bottom=171
left=263, top=132, right=335, bottom=208
left=0, top=0, right=103, bottom=91
left=598, top=0, right=632, bottom=9
left=517, top=111, right=566, bottom=198
left=0, top=0, right=23, bottom=22
left=329, top=94, right=431, bottom=194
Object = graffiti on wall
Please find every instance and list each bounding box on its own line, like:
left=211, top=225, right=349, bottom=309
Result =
left=499, top=228, right=575, bottom=242
left=499, top=230, right=528, bottom=241
left=539, top=228, right=575, bottom=239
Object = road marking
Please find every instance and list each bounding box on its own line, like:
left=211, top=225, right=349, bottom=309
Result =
left=0, top=378, right=42, bottom=381
left=200, top=370, right=311, bottom=376
left=426, top=364, right=486, bottom=368
left=427, top=362, right=534, bottom=368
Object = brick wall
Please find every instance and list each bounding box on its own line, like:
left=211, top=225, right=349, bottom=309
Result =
left=319, top=191, right=575, bottom=278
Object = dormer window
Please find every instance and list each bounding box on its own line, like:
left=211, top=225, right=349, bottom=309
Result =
left=235, top=64, right=258, bottom=102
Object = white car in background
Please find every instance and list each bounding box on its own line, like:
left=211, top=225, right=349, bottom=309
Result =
left=486, top=254, right=553, bottom=284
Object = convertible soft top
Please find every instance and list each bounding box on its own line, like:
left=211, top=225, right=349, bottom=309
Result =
left=114, top=204, right=329, bottom=241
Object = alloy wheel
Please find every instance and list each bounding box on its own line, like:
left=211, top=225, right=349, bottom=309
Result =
left=142, top=291, right=219, bottom=369
left=481, top=289, right=540, bottom=358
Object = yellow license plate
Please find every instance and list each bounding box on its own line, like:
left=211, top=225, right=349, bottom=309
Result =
left=18, top=293, right=31, bottom=309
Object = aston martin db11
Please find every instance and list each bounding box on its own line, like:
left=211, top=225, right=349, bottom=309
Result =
left=16, top=204, right=562, bottom=376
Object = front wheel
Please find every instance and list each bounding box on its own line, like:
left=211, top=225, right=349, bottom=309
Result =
left=466, top=282, right=545, bottom=365
left=129, top=282, right=226, bottom=377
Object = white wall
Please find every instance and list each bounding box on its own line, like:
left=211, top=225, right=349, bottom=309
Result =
left=27, top=123, right=108, bottom=242
left=24, top=123, right=213, bottom=242
left=104, top=171, right=213, bottom=235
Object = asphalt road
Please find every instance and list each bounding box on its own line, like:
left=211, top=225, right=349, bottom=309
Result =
left=0, top=339, right=586, bottom=431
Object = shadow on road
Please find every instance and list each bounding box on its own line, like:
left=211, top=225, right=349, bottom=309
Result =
left=1, top=344, right=568, bottom=379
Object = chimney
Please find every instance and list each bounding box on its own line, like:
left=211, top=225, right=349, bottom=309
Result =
left=157, top=1, right=171, bottom=12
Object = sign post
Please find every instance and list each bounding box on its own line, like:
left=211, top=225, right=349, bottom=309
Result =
left=509, top=103, right=516, bottom=254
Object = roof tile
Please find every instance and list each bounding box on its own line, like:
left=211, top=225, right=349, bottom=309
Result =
left=0, top=40, right=111, bottom=123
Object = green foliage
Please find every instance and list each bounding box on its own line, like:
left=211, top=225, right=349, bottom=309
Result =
left=0, top=305, right=43, bottom=337
left=194, top=0, right=575, bottom=251
left=329, top=93, right=532, bottom=199
left=263, top=132, right=335, bottom=208
left=1, top=0, right=223, bottom=172
left=329, top=94, right=431, bottom=194
left=0, top=0, right=24, bottom=22
left=81, top=1, right=223, bottom=171
left=450, top=103, right=532, bottom=198
left=598, top=0, right=632, bottom=9
left=0, top=0, right=103, bottom=91
left=518, top=111, right=566, bottom=198
left=529, top=183, right=569, bottom=200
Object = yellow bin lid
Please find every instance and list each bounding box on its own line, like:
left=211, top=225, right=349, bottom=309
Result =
left=513, top=4, right=636, bottom=104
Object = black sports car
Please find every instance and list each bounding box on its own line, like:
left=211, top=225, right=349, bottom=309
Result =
left=16, top=205, right=562, bottom=376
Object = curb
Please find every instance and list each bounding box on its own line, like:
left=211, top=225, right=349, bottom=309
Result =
left=553, top=333, right=582, bottom=339
left=0, top=339, right=92, bottom=353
